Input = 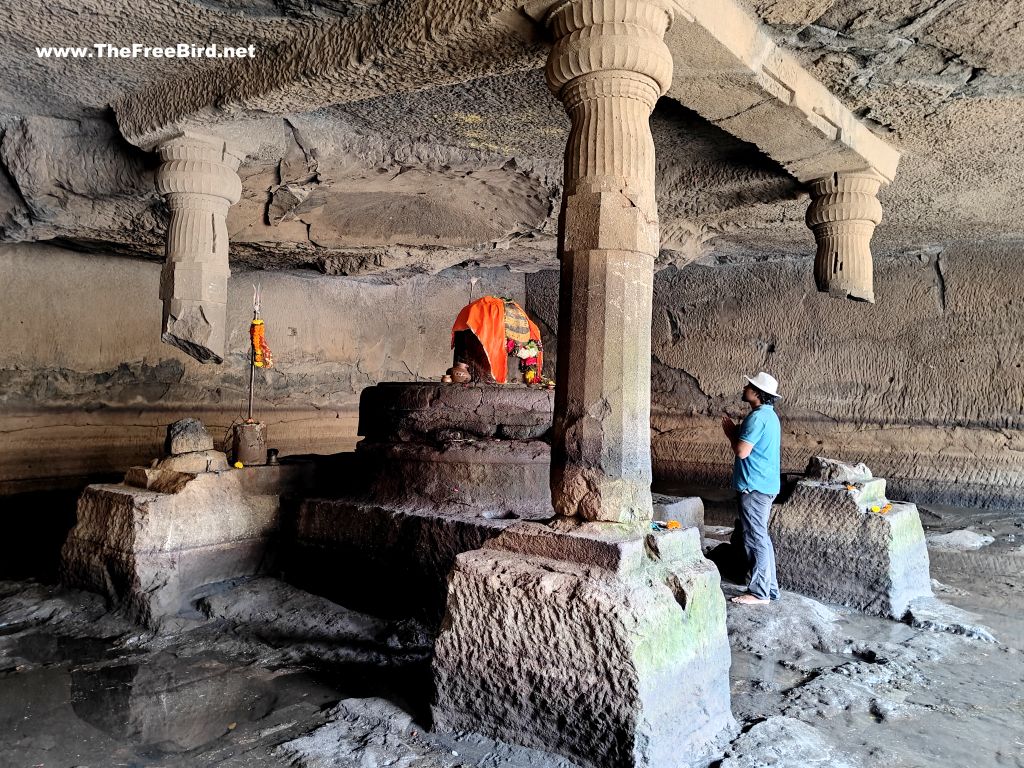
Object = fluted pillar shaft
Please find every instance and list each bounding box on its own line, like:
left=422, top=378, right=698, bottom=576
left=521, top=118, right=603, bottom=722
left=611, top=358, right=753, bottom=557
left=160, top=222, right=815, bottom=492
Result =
left=547, top=0, right=673, bottom=523
left=155, top=134, right=243, bottom=363
left=806, top=171, right=883, bottom=303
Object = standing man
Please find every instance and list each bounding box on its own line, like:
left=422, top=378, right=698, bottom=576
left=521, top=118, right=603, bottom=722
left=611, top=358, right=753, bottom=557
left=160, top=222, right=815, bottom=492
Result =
left=721, top=372, right=782, bottom=605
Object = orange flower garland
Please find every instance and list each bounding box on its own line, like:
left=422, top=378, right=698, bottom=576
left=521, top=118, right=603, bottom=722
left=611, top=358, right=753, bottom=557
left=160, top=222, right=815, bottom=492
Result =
left=250, top=318, right=273, bottom=368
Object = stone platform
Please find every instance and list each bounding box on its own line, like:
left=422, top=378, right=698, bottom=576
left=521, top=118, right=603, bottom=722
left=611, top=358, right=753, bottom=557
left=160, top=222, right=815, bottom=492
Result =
left=770, top=477, right=932, bottom=618
left=432, top=522, right=735, bottom=768
left=62, top=463, right=311, bottom=628
left=356, top=382, right=554, bottom=515
left=287, top=491, right=707, bottom=628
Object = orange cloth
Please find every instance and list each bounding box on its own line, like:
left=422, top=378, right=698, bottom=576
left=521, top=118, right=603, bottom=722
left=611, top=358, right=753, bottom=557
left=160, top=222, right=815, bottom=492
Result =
left=451, top=296, right=543, bottom=384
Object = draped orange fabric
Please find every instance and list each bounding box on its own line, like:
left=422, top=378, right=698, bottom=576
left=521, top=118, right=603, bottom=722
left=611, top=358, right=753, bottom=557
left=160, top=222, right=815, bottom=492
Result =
left=451, top=296, right=543, bottom=384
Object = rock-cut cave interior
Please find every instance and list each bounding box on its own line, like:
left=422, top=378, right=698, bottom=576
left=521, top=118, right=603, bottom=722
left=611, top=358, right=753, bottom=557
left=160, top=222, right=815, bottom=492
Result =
left=0, top=1, right=1022, bottom=767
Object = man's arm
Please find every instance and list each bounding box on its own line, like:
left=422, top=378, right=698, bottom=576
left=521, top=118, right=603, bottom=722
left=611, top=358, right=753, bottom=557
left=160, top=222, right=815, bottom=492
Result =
left=721, top=414, right=755, bottom=458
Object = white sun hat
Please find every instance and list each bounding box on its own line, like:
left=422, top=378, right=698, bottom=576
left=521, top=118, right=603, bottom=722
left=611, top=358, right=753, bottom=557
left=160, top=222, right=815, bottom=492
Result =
left=744, top=371, right=781, bottom=398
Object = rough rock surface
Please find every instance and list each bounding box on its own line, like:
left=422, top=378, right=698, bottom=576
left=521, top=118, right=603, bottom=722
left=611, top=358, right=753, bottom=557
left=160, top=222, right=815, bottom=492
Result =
left=901, top=595, right=997, bottom=643
left=61, top=464, right=309, bottom=628
left=277, top=696, right=577, bottom=768
left=432, top=525, right=735, bottom=768
left=0, top=0, right=1020, bottom=268
left=726, top=590, right=846, bottom=657
left=769, top=478, right=933, bottom=617
left=717, top=716, right=859, bottom=768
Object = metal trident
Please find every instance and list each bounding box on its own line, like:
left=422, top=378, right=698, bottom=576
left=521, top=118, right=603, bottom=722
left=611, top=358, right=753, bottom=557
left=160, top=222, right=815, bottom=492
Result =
left=252, top=283, right=262, bottom=318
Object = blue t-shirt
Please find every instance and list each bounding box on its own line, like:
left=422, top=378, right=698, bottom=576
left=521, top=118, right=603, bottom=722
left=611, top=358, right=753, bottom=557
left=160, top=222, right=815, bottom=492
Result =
left=732, top=404, right=781, bottom=495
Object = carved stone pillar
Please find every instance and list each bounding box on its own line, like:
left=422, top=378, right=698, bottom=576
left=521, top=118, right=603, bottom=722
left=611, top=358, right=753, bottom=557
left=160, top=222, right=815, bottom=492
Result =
left=155, top=134, right=243, bottom=363
left=806, top=171, right=884, bottom=303
left=546, top=0, right=673, bottom=523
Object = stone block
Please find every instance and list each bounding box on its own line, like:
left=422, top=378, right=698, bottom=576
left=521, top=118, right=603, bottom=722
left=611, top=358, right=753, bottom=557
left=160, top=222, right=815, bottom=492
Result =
left=806, top=455, right=872, bottom=484
left=61, top=465, right=306, bottom=628
left=124, top=466, right=193, bottom=493
left=156, top=449, right=230, bottom=473
left=287, top=500, right=516, bottom=626
left=432, top=521, right=735, bottom=768
left=652, top=493, right=704, bottom=533
left=357, top=382, right=553, bottom=443
left=563, top=190, right=659, bottom=254
left=356, top=440, right=553, bottom=518
left=166, top=417, right=214, bottom=455
left=484, top=520, right=650, bottom=574
left=770, top=479, right=933, bottom=618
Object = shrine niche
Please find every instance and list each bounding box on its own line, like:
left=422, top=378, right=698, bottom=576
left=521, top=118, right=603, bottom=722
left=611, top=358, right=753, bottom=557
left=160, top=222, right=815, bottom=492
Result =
left=450, top=296, right=545, bottom=385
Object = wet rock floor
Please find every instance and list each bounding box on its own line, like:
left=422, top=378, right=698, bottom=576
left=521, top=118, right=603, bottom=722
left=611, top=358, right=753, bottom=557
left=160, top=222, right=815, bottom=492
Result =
left=0, top=505, right=1021, bottom=768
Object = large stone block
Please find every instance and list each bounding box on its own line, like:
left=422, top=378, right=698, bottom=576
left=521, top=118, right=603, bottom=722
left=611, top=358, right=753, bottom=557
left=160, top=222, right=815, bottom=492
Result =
left=770, top=479, right=933, bottom=618
left=432, top=523, right=735, bottom=768
left=287, top=500, right=517, bottom=626
left=357, top=441, right=552, bottom=518
left=61, top=464, right=309, bottom=628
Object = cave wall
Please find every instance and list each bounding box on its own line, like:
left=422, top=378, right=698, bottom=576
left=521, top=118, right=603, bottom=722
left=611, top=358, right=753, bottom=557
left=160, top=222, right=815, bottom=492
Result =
left=526, top=242, right=1024, bottom=509
left=0, top=243, right=521, bottom=495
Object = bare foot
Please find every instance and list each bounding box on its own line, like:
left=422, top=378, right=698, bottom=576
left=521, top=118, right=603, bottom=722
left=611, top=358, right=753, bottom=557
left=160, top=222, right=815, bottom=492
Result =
left=731, top=594, right=770, bottom=605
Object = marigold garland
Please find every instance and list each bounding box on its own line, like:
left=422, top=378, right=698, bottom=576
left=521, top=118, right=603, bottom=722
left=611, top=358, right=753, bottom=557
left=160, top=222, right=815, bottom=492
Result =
left=250, top=318, right=273, bottom=368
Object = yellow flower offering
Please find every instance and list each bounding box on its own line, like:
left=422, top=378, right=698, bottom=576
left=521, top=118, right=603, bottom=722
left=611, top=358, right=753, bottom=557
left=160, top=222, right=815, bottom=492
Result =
left=666, top=520, right=681, bottom=530
left=233, top=461, right=244, bottom=469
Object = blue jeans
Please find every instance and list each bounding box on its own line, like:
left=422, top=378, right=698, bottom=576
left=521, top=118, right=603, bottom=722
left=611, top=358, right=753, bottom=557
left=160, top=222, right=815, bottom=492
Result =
left=737, top=490, right=779, bottom=600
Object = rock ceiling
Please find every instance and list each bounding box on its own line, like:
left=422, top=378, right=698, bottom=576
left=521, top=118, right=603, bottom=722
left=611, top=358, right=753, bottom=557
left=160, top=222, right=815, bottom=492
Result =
left=0, top=0, right=1022, bottom=277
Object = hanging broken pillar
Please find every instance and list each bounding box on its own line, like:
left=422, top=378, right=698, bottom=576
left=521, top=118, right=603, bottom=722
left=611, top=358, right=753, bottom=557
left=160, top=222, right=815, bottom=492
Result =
left=806, top=170, right=885, bottom=303
left=547, top=0, right=673, bottom=522
left=154, top=133, right=243, bottom=363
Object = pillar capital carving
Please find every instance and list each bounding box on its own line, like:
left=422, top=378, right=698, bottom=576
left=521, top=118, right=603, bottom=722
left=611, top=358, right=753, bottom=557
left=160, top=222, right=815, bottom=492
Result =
left=806, top=170, right=884, bottom=303
left=155, top=133, right=244, bottom=206
left=154, top=133, right=243, bottom=364
left=545, top=0, right=674, bottom=102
